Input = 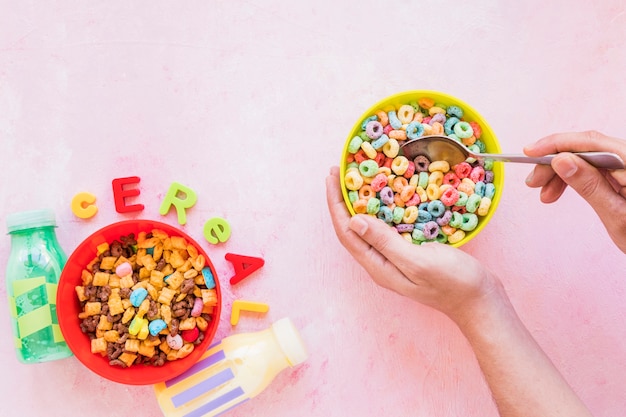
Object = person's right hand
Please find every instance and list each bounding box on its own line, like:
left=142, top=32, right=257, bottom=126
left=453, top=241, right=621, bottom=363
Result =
left=524, top=131, right=626, bottom=253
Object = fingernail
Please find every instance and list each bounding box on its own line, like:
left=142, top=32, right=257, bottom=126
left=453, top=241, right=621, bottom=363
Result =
left=349, top=215, right=368, bottom=236
left=553, top=155, right=578, bottom=179
left=525, top=170, right=534, bottom=184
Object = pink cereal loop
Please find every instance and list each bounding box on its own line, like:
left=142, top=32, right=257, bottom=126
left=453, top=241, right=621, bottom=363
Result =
left=403, top=161, right=416, bottom=179
left=405, top=192, right=421, bottom=206
left=370, top=173, right=388, bottom=192
left=454, top=162, right=472, bottom=179
left=470, top=166, right=485, bottom=183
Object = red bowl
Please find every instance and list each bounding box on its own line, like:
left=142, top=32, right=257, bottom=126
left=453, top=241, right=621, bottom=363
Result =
left=57, top=219, right=222, bottom=385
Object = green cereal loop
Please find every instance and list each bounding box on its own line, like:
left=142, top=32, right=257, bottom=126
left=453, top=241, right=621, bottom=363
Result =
left=347, top=161, right=359, bottom=170
left=449, top=134, right=461, bottom=142
left=348, top=190, right=359, bottom=203
left=392, top=207, right=405, bottom=224
left=460, top=213, right=478, bottom=231
left=366, top=197, right=380, bottom=215
left=475, top=140, right=486, bottom=153
left=468, top=144, right=481, bottom=154
left=435, top=231, right=448, bottom=243
left=453, top=121, right=474, bottom=139
left=348, top=136, right=363, bottom=153
left=449, top=211, right=463, bottom=228
left=418, top=171, right=429, bottom=189
left=409, top=101, right=419, bottom=112
left=359, top=131, right=370, bottom=141
left=434, top=103, right=448, bottom=111
left=412, top=228, right=426, bottom=243
left=484, top=159, right=494, bottom=171
left=359, top=160, right=379, bottom=177
left=466, top=193, right=481, bottom=213
left=455, top=191, right=469, bottom=206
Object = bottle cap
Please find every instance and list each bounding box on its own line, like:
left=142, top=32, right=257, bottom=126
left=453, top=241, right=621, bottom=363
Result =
left=271, top=317, right=309, bottom=367
left=6, top=209, right=57, bottom=233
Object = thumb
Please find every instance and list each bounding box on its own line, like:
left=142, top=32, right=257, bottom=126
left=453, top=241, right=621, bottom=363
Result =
left=349, top=214, right=418, bottom=267
left=551, top=153, right=620, bottom=217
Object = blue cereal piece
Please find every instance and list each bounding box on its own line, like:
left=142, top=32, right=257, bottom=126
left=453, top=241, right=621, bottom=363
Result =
left=202, top=267, right=216, bottom=289
left=130, top=287, right=148, bottom=307
left=361, top=115, right=377, bottom=130
left=148, top=319, right=167, bottom=336
left=447, top=105, right=463, bottom=119
left=406, top=121, right=424, bottom=140
left=387, top=110, right=402, bottom=129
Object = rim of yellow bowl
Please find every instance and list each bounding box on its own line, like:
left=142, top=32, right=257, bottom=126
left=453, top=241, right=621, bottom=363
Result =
left=339, top=90, right=504, bottom=247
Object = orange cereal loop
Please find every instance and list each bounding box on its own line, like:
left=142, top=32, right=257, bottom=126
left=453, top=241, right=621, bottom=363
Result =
left=400, top=185, right=416, bottom=202
left=457, top=182, right=474, bottom=196
left=389, top=130, right=407, bottom=140
left=418, top=97, right=435, bottom=109
left=375, top=110, right=389, bottom=127
left=353, top=199, right=368, bottom=214
left=431, top=122, right=444, bottom=135
left=441, top=225, right=456, bottom=235
left=358, top=185, right=375, bottom=200
left=393, top=194, right=406, bottom=208
left=392, top=176, right=409, bottom=193
left=462, top=135, right=477, bottom=146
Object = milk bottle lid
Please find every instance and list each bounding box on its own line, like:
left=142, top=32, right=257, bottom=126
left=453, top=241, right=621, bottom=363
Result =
left=271, top=318, right=309, bottom=366
left=6, top=209, right=57, bottom=233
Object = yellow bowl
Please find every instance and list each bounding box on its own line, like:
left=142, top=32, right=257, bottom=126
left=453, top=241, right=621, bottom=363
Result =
left=340, top=90, right=503, bottom=247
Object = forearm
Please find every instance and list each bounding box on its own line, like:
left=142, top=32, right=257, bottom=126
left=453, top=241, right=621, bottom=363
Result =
left=454, top=283, right=593, bottom=417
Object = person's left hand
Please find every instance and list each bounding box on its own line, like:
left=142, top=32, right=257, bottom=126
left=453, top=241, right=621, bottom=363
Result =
left=325, top=166, right=503, bottom=325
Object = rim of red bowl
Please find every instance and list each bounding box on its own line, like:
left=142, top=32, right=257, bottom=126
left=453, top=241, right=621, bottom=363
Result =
left=57, top=219, right=222, bottom=385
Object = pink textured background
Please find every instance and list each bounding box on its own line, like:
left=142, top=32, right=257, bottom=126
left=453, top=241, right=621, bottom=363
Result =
left=1, top=1, right=626, bottom=416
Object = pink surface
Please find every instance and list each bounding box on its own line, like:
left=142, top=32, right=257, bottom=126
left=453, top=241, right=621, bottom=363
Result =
left=1, top=1, right=625, bottom=416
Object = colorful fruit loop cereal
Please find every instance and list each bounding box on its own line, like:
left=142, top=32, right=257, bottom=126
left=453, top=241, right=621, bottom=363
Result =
left=75, top=230, right=218, bottom=368
left=344, top=98, right=496, bottom=245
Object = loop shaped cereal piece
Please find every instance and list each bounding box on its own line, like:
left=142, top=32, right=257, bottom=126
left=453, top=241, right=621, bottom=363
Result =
left=366, top=197, right=380, bottom=215
left=477, top=197, right=492, bottom=216
left=448, top=229, right=466, bottom=244
left=375, top=110, right=389, bottom=127
left=372, top=134, right=390, bottom=150
left=348, top=136, right=364, bottom=153
left=406, top=121, right=424, bottom=140
left=359, top=185, right=375, bottom=200
left=428, top=160, right=450, bottom=174
left=380, top=186, right=395, bottom=205
left=391, top=156, right=409, bottom=176
left=454, top=121, right=474, bottom=139
left=359, top=160, right=379, bottom=178
left=361, top=115, right=377, bottom=130
left=465, top=193, right=482, bottom=213
left=382, top=138, right=400, bottom=158
left=360, top=141, right=377, bottom=159
left=397, top=104, right=415, bottom=124
left=344, top=171, right=363, bottom=191
left=366, top=120, right=384, bottom=139
left=402, top=206, right=418, bottom=223
left=460, top=213, right=479, bottom=231
left=387, top=110, right=402, bottom=129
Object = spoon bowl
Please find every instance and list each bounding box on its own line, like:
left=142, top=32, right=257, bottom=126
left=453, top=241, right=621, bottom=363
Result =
left=401, top=135, right=625, bottom=170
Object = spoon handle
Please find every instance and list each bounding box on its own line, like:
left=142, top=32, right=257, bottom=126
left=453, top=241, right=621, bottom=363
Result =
left=478, top=152, right=625, bottom=170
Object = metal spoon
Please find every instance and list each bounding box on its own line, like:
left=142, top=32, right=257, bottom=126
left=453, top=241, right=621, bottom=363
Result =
left=400, top=135, right=625, bottom=170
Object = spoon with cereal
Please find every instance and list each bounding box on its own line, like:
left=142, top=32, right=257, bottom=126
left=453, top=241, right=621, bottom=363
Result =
left=401, top=135, right=625, bottom=169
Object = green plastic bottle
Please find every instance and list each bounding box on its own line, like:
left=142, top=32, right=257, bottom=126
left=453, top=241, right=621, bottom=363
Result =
left=5, top=209, right=73, bottom=363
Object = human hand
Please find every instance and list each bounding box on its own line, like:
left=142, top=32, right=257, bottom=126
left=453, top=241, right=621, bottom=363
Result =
left=524, top=131, right=626, bottom=253
left=325, top=166, right=503, bottom=325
